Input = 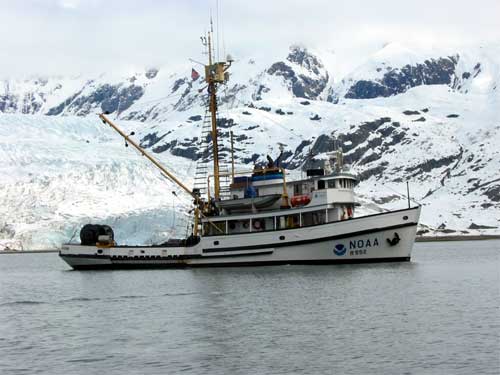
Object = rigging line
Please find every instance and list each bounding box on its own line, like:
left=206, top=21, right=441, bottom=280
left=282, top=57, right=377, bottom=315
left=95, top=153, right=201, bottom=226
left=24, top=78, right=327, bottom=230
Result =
left=216, top=0, right=220, bottom=62
left=382, top=182, right=421, bottom=205
left=221, top=0, right=226, bottom=60
left=257, top=110, right=305, bottom=141
left=115, top=94, right=122, bottom=120
left=131, top=91, right=190, bottom=108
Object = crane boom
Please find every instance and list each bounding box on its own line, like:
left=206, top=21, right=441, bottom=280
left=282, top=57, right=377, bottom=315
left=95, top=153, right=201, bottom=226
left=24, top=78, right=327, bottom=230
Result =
left=98, top=114, right=197, bottom=201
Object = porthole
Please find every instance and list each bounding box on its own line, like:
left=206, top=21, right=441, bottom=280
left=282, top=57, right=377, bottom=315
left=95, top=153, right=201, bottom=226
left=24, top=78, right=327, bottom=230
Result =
left=279, top=235, right=285, bottom=240
left=214, top=241, right=220, bottom=245
left=403, top=216, right=408, bottom=220
left=97, top=249, right=103, bottom=254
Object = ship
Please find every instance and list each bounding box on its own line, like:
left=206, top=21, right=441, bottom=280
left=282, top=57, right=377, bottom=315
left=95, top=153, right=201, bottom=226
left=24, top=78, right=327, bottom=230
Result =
left=59, top=26, right=421, bottom=270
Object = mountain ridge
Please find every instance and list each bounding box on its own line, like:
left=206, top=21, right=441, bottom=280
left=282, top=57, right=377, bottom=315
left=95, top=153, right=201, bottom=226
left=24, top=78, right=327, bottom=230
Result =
left=1, top=43, right=499, bottom=249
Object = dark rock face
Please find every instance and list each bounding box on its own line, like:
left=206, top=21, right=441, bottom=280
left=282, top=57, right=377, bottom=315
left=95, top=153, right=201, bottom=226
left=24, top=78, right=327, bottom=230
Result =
left=0, top=93, right=43, bottom=114
left=140, top=132, right=168, bottom=148
left=267, top=46, right=329, bottom=100
left=188, top=115, right=202, bottom=121
left=145, top=68, right=159, bottom=79
left=405, top=152, right=463, bottom=176
left=403, top=110, right=420, bottom=115
left=285, top=140, right=313, bottom=169
left=299, top=117, right=410, bottom=180
left=345, top=56, right=458, bottom=99
left=253, top=85, right=270, bottom=100
left=1, top=95, right=14, bottom=113
left=172, top=78, right=187, bottom=93
left=0, top=94, right=18, bottom=112
left=151, top=136, right=200, bottom=160
left=241, top=153, right=261, bottom=164
left=47, top=83, right=144, bottom=116
left=484, top=185, right=500, bottom=202
left=216, top=118, right=236, bottom=129
left=468, top=223, right=497, bottom=229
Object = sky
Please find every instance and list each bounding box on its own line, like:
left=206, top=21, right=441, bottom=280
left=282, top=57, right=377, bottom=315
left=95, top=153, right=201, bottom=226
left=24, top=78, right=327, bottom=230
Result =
left=0, top=0, right=499, bottom=78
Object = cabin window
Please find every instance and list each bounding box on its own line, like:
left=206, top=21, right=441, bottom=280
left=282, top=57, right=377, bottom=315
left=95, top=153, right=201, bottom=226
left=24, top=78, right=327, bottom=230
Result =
left=318, top=180, right=325, bottom=190
left=327, top=208, right=339, bottom=222
left=327, top=180, right=335, bottom=188
left=205, top=221, right=226, bottom=236
left=301, top=210, right=327, bottom=227
left=294, top=184, right=302, bottom=195
left=256, top=217, right=274, bottom=231
left=276, top=214, right=300, bottom=230
left=228, top=219, right=250, bottom=234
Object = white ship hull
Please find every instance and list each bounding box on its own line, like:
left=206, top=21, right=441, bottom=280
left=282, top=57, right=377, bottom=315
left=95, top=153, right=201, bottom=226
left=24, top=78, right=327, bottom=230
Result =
left=59, top=207, right=420, bottom=270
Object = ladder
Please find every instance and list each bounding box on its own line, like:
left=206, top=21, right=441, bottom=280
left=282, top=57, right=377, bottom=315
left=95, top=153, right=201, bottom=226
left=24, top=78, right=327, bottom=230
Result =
left=193, top=109, right=232, bottom=201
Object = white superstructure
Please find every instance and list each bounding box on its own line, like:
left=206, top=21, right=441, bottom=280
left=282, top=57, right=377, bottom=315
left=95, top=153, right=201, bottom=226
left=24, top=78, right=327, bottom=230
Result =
left=60, top=154, right=421, bottom=269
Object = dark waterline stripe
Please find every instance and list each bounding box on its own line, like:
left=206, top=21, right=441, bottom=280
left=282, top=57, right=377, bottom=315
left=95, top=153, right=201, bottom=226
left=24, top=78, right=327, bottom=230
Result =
left=67, top=256, right=411, bottom=270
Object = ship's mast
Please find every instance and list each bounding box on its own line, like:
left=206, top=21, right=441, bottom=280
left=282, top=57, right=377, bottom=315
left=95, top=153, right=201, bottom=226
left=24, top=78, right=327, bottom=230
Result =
left=207, top=31, right=220, bottom=199
left=203, top=19, right=232, bottom=200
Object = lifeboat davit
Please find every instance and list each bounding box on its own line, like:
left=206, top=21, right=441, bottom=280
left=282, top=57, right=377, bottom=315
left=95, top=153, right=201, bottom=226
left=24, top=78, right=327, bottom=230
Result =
left=291, top=194, right=311, bottom=207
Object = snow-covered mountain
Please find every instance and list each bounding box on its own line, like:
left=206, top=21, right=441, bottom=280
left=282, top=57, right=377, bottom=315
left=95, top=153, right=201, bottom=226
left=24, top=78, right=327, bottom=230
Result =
left=1, top=43, right=499, bottom=249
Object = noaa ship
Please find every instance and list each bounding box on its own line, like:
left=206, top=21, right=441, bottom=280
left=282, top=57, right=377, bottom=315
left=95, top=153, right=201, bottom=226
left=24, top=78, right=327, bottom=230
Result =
left=59, top=29, right=421, bottom=270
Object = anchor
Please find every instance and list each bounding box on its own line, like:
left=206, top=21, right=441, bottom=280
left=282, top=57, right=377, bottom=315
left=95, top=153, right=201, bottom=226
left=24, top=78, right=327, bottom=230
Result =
left=387, top=232, right=400, bottom=246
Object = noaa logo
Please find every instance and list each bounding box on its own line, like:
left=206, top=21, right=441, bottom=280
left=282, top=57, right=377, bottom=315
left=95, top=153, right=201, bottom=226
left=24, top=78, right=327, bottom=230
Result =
left=334, top=243, right=347, bottom=256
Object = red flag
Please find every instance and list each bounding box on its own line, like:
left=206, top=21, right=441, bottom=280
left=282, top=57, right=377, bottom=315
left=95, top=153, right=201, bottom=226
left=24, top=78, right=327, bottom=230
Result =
left=191, top=68, right=200, bottom=81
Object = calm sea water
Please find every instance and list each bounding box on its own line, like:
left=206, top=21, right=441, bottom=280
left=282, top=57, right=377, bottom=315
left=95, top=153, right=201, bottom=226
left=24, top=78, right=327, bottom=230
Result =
left=0, top=241, right=499, bottom=375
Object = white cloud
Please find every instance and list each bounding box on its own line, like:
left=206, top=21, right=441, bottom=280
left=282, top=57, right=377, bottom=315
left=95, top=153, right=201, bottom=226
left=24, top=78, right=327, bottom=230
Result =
left=0, top=0, right=498, bottom=78
left=59, top=0, right=80, bottom=9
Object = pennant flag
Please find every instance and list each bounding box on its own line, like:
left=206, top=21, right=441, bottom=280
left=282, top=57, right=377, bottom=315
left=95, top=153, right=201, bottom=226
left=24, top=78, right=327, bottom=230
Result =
left=191, top=68, right=200, bottom=81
